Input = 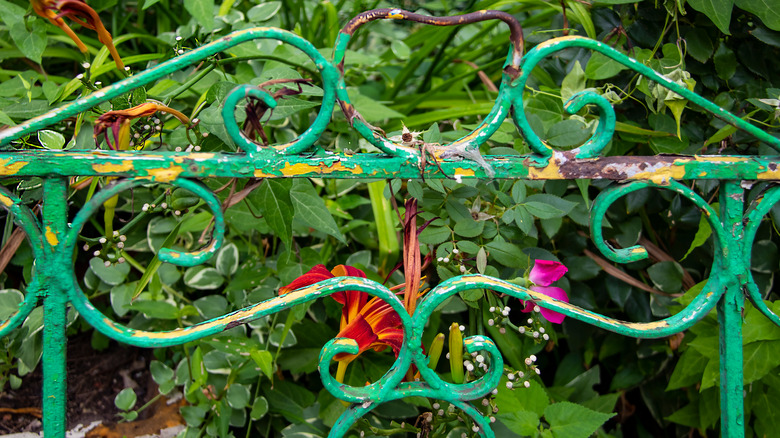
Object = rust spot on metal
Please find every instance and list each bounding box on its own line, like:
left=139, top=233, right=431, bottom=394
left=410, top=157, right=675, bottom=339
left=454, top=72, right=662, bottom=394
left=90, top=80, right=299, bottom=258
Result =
left=92, top=161, right=133, bottom=173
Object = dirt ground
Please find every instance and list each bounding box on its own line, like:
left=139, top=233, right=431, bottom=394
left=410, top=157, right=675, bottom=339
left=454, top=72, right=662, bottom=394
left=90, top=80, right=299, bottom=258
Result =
left=0, top=333, right=184, bottom=437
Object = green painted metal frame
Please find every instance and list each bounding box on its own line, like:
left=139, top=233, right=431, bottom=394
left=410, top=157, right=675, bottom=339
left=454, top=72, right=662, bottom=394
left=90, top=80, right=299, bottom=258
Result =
left=0, top=8, right=777, bottom=437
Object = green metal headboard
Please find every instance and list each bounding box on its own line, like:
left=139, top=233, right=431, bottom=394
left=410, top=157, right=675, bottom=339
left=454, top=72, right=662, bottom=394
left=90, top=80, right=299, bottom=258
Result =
left=0, top=8, right=776, bottom=438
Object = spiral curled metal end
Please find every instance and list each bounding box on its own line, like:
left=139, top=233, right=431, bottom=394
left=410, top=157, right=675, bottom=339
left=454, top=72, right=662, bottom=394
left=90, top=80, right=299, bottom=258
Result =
left=222, top=85, right=278, bottom=154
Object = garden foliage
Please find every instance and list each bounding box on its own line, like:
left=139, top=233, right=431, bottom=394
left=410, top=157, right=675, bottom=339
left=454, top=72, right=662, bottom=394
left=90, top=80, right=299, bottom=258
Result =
left=0, top=0, right=779, bottom=437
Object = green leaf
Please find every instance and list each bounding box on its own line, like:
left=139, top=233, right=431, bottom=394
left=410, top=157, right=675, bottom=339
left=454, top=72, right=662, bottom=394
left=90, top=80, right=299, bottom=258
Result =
left=561, top=61, right=586, bottom=104
left=264, top=380, right=316, bottom=423
left=129, top=300, right=179, bottom=319
left=89, top=257, right=131, bottom=286
left=150, top=360, right=174, bottom=385
left=183, top=266, right=225, bottom=290
left=685, top=28, right=715, bottom=63
left=253, top=180, right=294, bottom=250
left=682, top=209, right=713, bottom=260
left=290, top=179, right=346, bottom=243
left=689, top=0, right=734, bottom=34
left=486, top=240, right=526, bottom=268
left=114, top=388, right=137, bottom=411
left=37, top=130, right=65, bottom=150
left=184, top=0, right=215, bottom=32
left=585, top=52, right=627, bottom=80
left=250, top=349, right=274, bottom=378
left=0, top=289, right=23, bottom=320
left=714, top=42, right=737, bottom=80
left=391, top=40, right=411, bottom=60
left=216, top=242, right=239, bottom=277
left=247, top=1, right=282, bottom=21
left=736, top=0, right=780, bottom=31
left=546, top=119, right=591, bottom=148
left=10, top=18, right=47, bottom=64
left=544, top=401, right=615, bottom=438
left=250, top=396, right=269, bottom=420
left=348, top=90, right=405, bottom=121
left=744, top=340, right=780, bottom=384
left=134, top=220, right=182, bottom=299
left=226, top=383, right=251, bottom=409
left=647, top=261, right=684, bottom=293
left=453, top=219, right=484, bottom=238
left=0, top=0, right=25, bottom=22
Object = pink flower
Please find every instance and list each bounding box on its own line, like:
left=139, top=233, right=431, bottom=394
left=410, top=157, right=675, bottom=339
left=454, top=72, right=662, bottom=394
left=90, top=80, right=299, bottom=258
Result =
left=521, top=260, right=569, bottom=324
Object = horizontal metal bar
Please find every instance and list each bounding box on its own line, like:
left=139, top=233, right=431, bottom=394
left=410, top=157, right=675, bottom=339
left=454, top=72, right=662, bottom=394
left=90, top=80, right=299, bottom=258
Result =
left=1, top=150, right=779, bottom=181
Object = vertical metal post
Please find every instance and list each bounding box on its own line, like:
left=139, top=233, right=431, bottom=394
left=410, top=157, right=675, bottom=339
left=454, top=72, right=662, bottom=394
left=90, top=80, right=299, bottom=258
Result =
left=718, top=181, right=746, bottom=438
left=41, top=178, right=69, bottom=437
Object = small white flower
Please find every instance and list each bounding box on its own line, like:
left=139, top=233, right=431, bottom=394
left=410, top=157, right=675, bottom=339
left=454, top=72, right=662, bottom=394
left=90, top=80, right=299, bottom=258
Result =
left=98, top=237, right=107, bottom=244
left=472, top=426, right=479, bottom=433
left=103, top=260, right=111, bottom=267
left=482, top=398, right=489, bottom=406
left=454, top=174, right=463, bottom=183
left=518, top=326, right=526, bottom=334
left=491, top=389, right=498, bottom=395
left=517, top=371, right=524, bottom=378
left=535, top=368, right=541, bottom=375
left=499, top=327, right=506, bottom=334
left=506, top=381, right=513, bottom=389
left=539, top=327, right=545, bottom=334
left=507, top=373, right=515, bottom=380
left=177, top=49, right=184, bottom=55
left=459, top=265, right=467, bottom=273
left=525, top=358, right=533, bottom=366
left=533, top=305, right=541, bottom=313
left=176, top=36, right=183, bottom=41
left=438, top=409, right=444, bottom=416
left=543, top=334, right=549, bottom=340
left=117, top=242, right=124, bottom=249
left=432, top=403, right=440, bottom=409
left=443, top=257, right=450, bottom=263
left=533, top=331, right=540, bottom=338
left=118, top=257, right=125, bottom=264
left=119, top=235, right=127, bottom=242
left=488, top=319, right=495, bottom=326
left=489, top=306, right=495, bottom=313
left=142, top=203, right=150, bottom=211
left=174, top=147, right=182, bottom=152
left=437, top=257, right=443, bottom=262
left=524, top=381, right=531, bottom=388
left=476, top=355, right=484, bottom=363
left=194, top=145, right=202, bottom=151
left=160, top=202, right=168, bottom=209
left=530, top=355, right=537, bottom=362
left=93, top=250, right=101, bottom=257
left=490, top=416, right=496, bottom=423
left=459, top=325, right=465, bottom=332
left=527, top=318, right=534, bottom=324
left=82, top=62, right=91, bottom=68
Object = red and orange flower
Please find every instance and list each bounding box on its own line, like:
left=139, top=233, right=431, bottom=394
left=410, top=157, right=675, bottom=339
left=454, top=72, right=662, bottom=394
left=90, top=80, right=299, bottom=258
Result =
left=94, top=102, right=190, bottom=150
left=32, top=0, right=125, bottom=70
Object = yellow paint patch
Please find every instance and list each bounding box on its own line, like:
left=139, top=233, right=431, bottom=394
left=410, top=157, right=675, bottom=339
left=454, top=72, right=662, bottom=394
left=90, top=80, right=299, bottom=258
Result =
left=632, top=161, right=686, bottom=184
left=279, top=162, right=363, bottom=176
left=92, top=161, right=133, bottom=173
left=45, top=226, right=58, bottom=246
left=145, top=165, right=185, bottom=182
left=0, top=192, right=13, bottom=207
left=0, top=159, right=28, bottom=175
left=453, top=168, right=475, bottom=178
left=527, top=156, right=563, bottom=179
left=171, top=153, right=215, bottom=164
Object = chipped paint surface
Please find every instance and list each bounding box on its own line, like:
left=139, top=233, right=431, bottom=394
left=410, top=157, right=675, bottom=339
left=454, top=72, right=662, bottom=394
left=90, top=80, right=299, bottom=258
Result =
left=0, top=158, right=27, bottom=175
left=45, top=227, right=59, bottom=246
left=92, top=161, right=134, bottom=173
left=145, top=165, right=185, bottom=181
left=1, top=15, right=778, bottom=438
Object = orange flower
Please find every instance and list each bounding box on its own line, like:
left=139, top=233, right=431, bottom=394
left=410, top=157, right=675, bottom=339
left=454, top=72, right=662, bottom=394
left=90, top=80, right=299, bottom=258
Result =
left=94, top=102, right=190, bottom=150
left=31, top=0, right=125, bottom=70
left=279, top=199, right=432, bottom=364
left=280, top=264, right=403, bottom=362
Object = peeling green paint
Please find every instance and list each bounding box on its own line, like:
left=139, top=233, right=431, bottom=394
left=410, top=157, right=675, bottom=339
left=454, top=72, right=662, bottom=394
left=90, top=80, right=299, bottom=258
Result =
left=0, top=8, right=776, bottom=438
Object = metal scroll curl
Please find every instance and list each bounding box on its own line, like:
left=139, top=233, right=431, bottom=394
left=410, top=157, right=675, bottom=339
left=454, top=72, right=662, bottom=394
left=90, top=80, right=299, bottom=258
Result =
left=0, top=28, right=337, bottom=154
left=743, top=186, right=780, bottom=327
left=319, top=274, right=505, bottom=437
left=333, top=9, right=523, bottom=160
left=0, top=186, right=43, bottom=337
left=511, top=36, right=780, bottom=158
